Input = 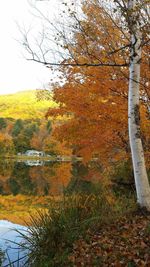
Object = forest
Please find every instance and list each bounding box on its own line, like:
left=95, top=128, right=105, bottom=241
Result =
left=0, top=90, right=71, bottom=157
left=0, top=0, right=150, bottom=266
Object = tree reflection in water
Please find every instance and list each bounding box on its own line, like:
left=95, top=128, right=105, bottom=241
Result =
left=0, top=160, right=101, bottom=196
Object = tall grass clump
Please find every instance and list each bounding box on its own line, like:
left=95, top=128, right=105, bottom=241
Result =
left=16, top=176, right=137, bottom=267
left=0, top=249, right=4, bottom=267
left=19, top=190, right=115, bottom=267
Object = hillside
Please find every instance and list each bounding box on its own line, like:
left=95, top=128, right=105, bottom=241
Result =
left=0, top=90, right=56, bottom=119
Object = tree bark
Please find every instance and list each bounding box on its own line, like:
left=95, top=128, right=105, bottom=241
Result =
left=128, top=0, right=150, bottom=210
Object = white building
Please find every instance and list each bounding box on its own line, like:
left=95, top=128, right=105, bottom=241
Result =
left=25, top=150, right=45, bottom=157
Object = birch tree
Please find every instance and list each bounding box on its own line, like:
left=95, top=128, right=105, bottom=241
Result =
left=114, top=0, right=150, bottom=209
left=21, top=0, right=150, bottom=209
left=127, top=0, right=150, bottom=209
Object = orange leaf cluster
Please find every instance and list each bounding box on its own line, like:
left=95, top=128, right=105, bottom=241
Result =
left=46, top=1, right=150, bottom=165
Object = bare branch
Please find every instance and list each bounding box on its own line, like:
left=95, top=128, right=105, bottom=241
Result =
left=27, top=58, right=129, bottom=67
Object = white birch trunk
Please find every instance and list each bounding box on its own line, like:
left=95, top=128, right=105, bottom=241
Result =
left=128, top=0, right=150, bottom=210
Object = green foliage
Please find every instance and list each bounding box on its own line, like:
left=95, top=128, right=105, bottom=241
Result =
left=13, top=134, right=31, bottom=153
left=0, top=117, right=52, bottom=154
left=24, top=125, right=36, bottom=138
left=12, top=119, right=23, bottom=137
left=110, top=160, right=135, bottom=196
left=12, top=120, right=41, bottom=152
left=0, top=118, right=7, bottom=130
left=47, top=120, right=52, bottom=134
left=9, top=163, right=34, bottom=195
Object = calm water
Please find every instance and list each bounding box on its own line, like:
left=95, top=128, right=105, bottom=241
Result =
left=0, top=160, right=102, bottom=266
left=0, top=160, right=101, bottom=196
left=0, top=220, right=27, bottom=267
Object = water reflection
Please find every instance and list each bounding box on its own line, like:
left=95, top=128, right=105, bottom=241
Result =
left=17, top=159, right=52, bottom=166
left=0, top=160, right=101, bottom=197
left=23, top=160, right=45, bottom=166
left=0, top=160, right=73, bottom=196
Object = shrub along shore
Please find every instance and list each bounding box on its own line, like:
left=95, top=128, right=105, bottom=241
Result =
left=10, top=185, right=150, bottom=267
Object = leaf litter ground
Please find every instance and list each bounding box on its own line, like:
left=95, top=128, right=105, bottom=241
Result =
left=69, top=210, right=150, bottom=266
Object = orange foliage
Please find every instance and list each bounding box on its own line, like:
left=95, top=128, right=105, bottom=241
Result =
left=43, top=135, right=72, bottom=156
left=46, top=1, right=150, bottom=165
left=29, top=163, right=72, bottom=196
left=0, top=133, right=15, bottom=155
left=47, top=66, right=129, bottom=163
left=47, top=163, right=72, bottom=195
left=30, top=121, right=49, bottom=150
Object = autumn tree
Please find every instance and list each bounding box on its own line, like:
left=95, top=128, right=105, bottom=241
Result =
left=13, top=133, right=31, bottom=153
left=22, top=0, right=150, bottom=209
left=12, top=119, right=24, bottom=137
left=11, top=119, right=39, bottom=153
left=30, top=120, right=50, bottom=151
left=0, top=133, right=15, bottom=156
left=43, top=135, right=72, bottom=156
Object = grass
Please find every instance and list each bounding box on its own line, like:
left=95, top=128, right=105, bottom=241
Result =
left=0, top=250, right=4, bottom=267
left=16, top=190, right=136, bottom=267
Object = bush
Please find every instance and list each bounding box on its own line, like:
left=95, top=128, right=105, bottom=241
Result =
left=110, top=160, right=135, bottom=196
left=19, top=193, right=114, bottom=267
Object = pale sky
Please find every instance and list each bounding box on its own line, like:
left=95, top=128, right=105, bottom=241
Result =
left=0, top=0, right=62, bottom=95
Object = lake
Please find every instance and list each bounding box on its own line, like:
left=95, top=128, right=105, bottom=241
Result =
left=0, top=159, right=103, bottom=229
left=0, top=159, right=101, bottom=197
left=0, top=159, right=102, bottom=266
left=0, top=220, right=27, bottom=267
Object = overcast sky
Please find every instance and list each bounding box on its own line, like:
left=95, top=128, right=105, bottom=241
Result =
left=0, top=0, right=61, bottom=95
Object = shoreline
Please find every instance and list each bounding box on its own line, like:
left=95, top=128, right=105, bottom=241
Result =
left=1, top=155, right=83, bottom=162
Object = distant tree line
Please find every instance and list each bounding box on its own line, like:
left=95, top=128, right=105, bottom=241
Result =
left=0, top=117, right=53, bottom=156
